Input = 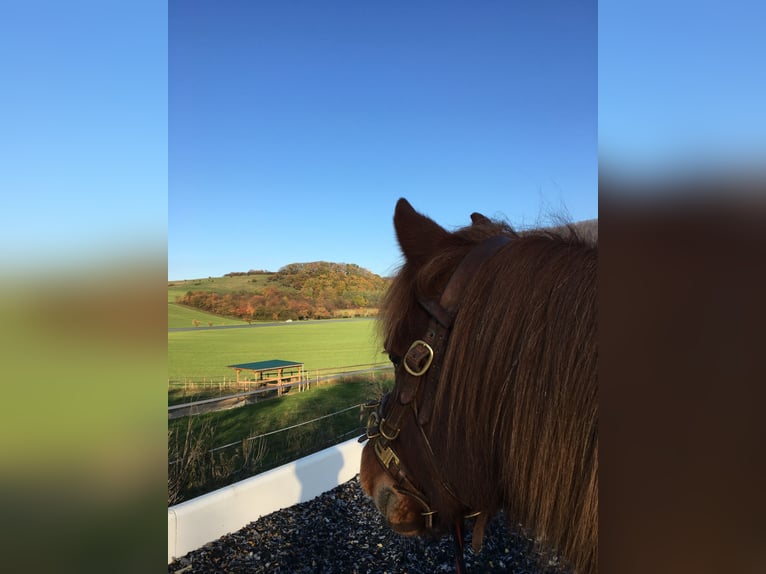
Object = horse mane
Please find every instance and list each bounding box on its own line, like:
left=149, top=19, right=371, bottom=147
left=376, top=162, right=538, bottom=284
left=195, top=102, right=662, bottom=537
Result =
left=380, top=217, right=598, bottom=573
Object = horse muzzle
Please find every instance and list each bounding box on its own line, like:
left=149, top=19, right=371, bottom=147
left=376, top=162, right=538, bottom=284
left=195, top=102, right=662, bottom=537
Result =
left=360, top=444, right=426, bottom=536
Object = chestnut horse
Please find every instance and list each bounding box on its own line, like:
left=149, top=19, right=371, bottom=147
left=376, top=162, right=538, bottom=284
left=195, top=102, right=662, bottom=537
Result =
left=360, top=199, right=597, bottom=573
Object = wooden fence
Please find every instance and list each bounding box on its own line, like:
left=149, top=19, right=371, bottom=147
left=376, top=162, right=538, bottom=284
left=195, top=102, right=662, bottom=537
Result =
left=168, top=362, right=392, bottom=415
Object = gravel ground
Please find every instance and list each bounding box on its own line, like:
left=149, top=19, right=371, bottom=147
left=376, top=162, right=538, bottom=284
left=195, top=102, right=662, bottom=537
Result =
left=169, top=475, right=566, bottom=573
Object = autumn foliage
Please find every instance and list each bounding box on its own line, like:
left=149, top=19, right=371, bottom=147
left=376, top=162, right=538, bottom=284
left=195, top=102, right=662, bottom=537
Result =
left=177, top=262, right=390, bottom=321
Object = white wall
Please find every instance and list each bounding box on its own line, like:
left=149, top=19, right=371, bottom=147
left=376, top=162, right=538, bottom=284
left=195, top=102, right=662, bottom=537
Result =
left=167, top=438, right=364, bottom=563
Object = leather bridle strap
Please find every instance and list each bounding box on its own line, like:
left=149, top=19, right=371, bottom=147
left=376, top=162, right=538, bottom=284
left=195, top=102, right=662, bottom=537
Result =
left=413, top=234, right=511, bottom=427
left=439, top=235, right=512, bottom=313
left=453, top=520, right=467, bottom=574
left=366, top=234, right=510, bottom=566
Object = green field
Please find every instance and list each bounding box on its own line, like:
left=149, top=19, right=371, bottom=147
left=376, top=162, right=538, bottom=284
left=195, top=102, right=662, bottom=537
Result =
left=168, top=302, right=249, bottom=328
left=168, top=290, right=390, bottom=501
left=168, top=318, right=385, bottom=380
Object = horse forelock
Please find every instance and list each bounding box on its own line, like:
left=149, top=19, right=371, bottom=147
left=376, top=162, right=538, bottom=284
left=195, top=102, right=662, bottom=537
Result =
left=379, top=217, right=598, bottom=573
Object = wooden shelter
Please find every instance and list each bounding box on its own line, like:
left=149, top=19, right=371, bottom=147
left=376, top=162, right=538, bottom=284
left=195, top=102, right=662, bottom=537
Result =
left=227, top=359, right=304, bottom=396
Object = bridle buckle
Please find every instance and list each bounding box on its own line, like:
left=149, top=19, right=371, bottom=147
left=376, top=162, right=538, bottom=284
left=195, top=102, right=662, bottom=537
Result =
left=364, top=407, right=381, bottom=440
left=403, top=339, right=434, bottom=377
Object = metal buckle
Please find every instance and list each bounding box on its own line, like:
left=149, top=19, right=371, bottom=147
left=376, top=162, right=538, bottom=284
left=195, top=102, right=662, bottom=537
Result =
left=379, top=418, right=400, bottom=440
left=403, top=340, right=434, bottom=377
left=365, top=410, right=381, bottom=439
left=421, top=510, right=436, bottom=529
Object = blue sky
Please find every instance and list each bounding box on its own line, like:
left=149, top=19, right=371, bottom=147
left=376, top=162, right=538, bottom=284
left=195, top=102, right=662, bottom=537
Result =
left=599, top=0, right=766, bottom=175
left=1, top=1, right=167, bottom=274
left=3, top=2, right=761, bottom=281
left=169, top=0, right=597, bottom=280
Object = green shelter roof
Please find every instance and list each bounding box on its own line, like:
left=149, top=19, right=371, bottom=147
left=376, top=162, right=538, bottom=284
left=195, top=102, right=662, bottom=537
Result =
left=227, top=359, right=303, bottom=371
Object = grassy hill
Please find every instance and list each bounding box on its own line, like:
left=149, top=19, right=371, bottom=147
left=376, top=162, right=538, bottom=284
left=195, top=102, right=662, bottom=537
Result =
left=169, top=263, right=389, bottom=324
left=168, top=265, right=389, bottom=379
left=168, top=273, right=274, bottom=303
left=169, top=275, right=272, bottom=328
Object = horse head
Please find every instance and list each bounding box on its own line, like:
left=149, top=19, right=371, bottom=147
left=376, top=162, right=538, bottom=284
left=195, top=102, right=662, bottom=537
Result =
left=360, top=198, right=598, bottom=573
left=360, top=198, right=510, bottom=538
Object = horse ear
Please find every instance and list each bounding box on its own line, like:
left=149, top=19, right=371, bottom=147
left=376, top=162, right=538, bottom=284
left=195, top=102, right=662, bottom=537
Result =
left=394, top=198, right=450, bottom=266
left=470, top=212, right=492, bottom=226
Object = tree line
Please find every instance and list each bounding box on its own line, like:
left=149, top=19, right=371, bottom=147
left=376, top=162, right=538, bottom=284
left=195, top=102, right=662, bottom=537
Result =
left=178, top=261, right=390, bottom=321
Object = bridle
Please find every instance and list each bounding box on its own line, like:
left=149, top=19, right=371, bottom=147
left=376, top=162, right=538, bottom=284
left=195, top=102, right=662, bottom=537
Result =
left=360, top=235, right=510, bottom=572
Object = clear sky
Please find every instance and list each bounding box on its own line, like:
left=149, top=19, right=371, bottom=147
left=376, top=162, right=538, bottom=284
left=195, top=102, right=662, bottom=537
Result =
left=2, top=2, right=762, bottom=281
left=1, top=1, right=167, bottom=275
left=169, top=0, right=597, bottom=280
left=599, top=0, right=766, bottom=176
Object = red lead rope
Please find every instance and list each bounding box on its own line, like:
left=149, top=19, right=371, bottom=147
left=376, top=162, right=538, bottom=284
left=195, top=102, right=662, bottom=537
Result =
left=452, top=520, right=467, bottom=573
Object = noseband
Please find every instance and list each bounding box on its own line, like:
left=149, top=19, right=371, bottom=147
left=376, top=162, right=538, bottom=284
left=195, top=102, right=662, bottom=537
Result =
left=360, top=235, right=510, bottom=534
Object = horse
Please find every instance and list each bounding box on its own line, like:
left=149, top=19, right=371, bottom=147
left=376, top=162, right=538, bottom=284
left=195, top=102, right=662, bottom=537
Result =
left=359, top=198, right=597, bottom=573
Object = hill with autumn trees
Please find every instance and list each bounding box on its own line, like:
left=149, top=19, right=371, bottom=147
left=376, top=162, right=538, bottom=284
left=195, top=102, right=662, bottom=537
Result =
left=173, top=262, right=390, bottom=321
